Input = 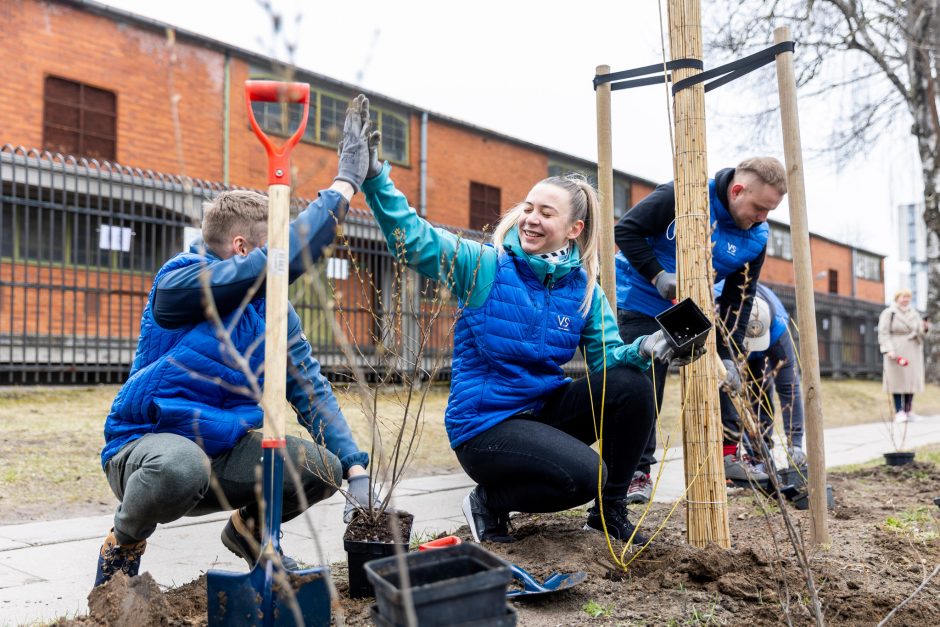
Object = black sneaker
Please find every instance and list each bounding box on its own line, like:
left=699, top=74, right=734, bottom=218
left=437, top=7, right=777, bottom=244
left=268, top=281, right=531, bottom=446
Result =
left=94, top=529, right=146, bottom=587
left=461, top=488, right=513, bottom=543
left=221, top=511, right=302, bottom=570
left=584, top=500, right=649, bottom=546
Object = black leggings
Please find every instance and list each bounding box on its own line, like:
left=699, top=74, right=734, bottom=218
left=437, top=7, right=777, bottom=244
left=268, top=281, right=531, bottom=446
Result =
left=454, top=366, right=655, bottom=513
left=893, top=394, right=914, bottom=413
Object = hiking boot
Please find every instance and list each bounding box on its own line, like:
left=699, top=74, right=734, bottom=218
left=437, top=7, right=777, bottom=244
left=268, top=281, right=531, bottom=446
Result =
left=461, top=488, right=513, bottom=543
left=584, top=499, right=649, bottom=546
left=724, top=454, right=770, bottom=486
left=625, top=471, right=653, bottom=504
left=221, top=511, right=302, bottom=570
left=94, top=529, right=146, bottom=587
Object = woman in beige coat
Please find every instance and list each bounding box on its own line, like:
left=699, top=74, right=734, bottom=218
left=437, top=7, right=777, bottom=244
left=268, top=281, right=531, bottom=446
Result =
left=878, top=289, right=927, bottom=422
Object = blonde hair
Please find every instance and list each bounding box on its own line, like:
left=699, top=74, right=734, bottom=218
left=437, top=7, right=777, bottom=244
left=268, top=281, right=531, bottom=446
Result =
left=202, top=190, right=268, bottom=254
left=736, top=157, right=788, bottom=195
left=491, top=175, right=600, bottom=316
left=894, top=288, right=912, bottom=302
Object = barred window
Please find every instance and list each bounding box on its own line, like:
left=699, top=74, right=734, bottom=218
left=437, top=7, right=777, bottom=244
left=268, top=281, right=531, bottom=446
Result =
left=469, top=182, right=501, bottom=232
left=43, top=76, right=116, bottom=161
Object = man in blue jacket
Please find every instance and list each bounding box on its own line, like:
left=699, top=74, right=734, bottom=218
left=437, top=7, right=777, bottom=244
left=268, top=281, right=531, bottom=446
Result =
left=94, top=98, right=378, bottom=586
left=615, top=158, right=787, bottom=503
left=719, top=282, right=806, bottom=475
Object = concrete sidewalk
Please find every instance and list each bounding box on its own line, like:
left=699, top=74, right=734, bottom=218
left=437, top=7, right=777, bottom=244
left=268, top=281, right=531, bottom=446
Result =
left=2, top=417, right=939, bottom=626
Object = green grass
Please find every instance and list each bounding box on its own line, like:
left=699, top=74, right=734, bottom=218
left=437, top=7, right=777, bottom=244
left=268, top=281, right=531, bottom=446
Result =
left=583, top=600, right=612, bottom=619
left=884, top=506, right=940, bottom=543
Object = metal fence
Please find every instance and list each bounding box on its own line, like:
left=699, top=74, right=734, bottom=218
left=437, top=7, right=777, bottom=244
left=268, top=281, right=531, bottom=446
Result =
left=762, top=282, right=884, bottom=378
left=0, top=146, right=884, bottom=384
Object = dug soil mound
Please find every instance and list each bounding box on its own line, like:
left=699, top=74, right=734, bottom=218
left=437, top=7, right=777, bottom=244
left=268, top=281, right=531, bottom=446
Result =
left=56, top=462, right=940, bottom=626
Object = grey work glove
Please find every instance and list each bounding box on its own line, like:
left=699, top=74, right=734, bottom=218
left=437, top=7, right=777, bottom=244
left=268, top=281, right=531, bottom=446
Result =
left=721, top=358, right=743, bottom=393
left=639, top=330, right=674, bottom=363
left=333, top=94, right=373, bottom=193
left=653, top=271, right=677, bottom=301
left=639, top=330, right=699, bottom=366
left=343, top=474, right=382, bottom=524
left=366, top=127, right=383, bottom=180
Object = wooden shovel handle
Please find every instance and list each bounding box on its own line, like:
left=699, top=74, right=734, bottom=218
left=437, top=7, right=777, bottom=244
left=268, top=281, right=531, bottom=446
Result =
left=245, top=80, right=309, bottom=446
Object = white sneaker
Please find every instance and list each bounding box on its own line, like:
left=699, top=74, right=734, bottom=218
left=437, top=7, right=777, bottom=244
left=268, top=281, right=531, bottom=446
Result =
left=894, top=410, right=908, bottom=423
left=905, top=412, right=922, bottom=423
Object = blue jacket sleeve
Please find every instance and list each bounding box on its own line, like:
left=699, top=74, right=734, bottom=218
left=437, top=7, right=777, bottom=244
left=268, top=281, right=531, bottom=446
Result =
left=361, top=163, right=496, bottom=308
left=581, top=284, right=651, bottom=372
left=286, top=304, right=368, bottom=475
left=152, top=190, right=348, bottom=328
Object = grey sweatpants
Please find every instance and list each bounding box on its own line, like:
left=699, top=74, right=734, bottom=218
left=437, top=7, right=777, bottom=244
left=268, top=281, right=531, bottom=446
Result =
left=104, top=431, right=342, bottom=545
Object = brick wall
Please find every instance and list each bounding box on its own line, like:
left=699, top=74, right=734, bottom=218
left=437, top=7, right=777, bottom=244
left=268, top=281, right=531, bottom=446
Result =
left=1, top=0, right=225, bottom=181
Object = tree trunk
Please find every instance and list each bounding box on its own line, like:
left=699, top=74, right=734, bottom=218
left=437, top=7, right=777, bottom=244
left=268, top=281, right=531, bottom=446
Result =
left=908, top=1, right=940, bottom=383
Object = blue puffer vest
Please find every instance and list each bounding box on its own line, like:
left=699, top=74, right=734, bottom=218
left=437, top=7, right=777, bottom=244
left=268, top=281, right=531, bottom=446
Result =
left=101, top=253, right=267, bottom=467
left=616, top=179, right=769, bottom=316
left=446, top=253, right=588, bottom=448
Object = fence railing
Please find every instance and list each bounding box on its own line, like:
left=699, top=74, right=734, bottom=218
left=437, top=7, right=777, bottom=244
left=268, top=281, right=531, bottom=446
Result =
left=0, top=146, right=883, bottom=384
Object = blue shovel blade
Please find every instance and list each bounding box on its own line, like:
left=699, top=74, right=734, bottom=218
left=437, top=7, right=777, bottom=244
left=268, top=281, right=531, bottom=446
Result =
left=507, top=563, right=587, bottom=598
left=207, top=564, right=331, bottom=626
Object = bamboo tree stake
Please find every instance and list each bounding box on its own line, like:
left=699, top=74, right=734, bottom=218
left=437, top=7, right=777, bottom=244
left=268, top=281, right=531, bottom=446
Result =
left=595, top=64, right=617, bottom=304
left=774, top=25, right=829, bottom=546
left=667, top=0, right=731, bottom=548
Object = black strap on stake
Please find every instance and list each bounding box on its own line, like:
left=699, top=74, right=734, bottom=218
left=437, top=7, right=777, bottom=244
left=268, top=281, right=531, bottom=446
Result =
left=593, top=59, right=703, bottom=91
left=672, top=41, right=795, bottom=94
left=593, top=41, right=795, bottom=95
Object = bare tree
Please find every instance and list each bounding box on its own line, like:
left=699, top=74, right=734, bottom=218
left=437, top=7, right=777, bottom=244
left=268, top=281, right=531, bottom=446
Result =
left=705, top=0, right=940, bottom=380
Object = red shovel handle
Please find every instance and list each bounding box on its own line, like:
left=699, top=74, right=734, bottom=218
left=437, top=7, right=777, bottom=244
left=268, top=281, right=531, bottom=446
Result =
left=245, top=80, right=310, bottom=185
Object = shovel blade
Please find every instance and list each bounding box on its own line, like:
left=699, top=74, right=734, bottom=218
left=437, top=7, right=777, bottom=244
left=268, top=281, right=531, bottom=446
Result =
left=207, top=564, right=331, bottom=626
left=507, top=563, right=587, bottom=597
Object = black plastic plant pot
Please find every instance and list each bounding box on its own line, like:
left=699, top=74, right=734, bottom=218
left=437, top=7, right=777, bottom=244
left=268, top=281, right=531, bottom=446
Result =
left=345, top=538, right=409, bottom=599
left=654, top=298, right=713, bottom=361
left=934, top=496, right=940, bottom=510
left=778, top=466, right=808, bottom=489
left=365, top=543, right=513, bottom=627
left=792, top=485, right=834, bottom=511
left=884, top=451, right=916, bottom=466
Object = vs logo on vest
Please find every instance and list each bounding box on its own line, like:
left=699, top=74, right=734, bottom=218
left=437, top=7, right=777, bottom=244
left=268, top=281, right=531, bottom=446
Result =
left=556, top=315, right=571, bottom=330
left=726, top=242, right=737, bottom=256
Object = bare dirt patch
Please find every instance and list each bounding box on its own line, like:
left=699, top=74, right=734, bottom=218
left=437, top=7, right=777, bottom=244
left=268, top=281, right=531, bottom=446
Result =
left=53, top=460, right=940, bottom=626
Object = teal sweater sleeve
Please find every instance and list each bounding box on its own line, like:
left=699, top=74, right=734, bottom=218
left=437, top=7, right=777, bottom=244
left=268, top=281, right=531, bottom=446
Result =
left=361, top=163, right=496, bottom=307
left=581, top=284, right=651, bottom=372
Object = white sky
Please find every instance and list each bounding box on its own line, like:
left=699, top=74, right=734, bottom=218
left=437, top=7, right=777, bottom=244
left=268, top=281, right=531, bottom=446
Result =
left=97, top=0, right=924, bottom=292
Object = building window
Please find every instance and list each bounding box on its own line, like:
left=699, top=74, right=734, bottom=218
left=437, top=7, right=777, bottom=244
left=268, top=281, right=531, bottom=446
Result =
left=767, top=223, right=792, bottom=260
left=374, top=111, right=408, bottom=164
left=250, top=101, right=317, bottom=143
left=317, top=93, right=347, bottom=145
left=246, top=68, right=410, bottom=165
left=0, top=193, right=184, bottom=273
left=43, top=76, right=117, bottom=161
left=828, top=269, right=838, bottom=294
left=613, top=181, right=632, bottom=220
left=854, top=251, right=882, bottom=281
left=469, top=182, right=501, bottom=232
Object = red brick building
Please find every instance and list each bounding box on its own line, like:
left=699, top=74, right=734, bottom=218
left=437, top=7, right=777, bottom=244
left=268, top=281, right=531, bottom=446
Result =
left=0, top=0, right=885, bottom=380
